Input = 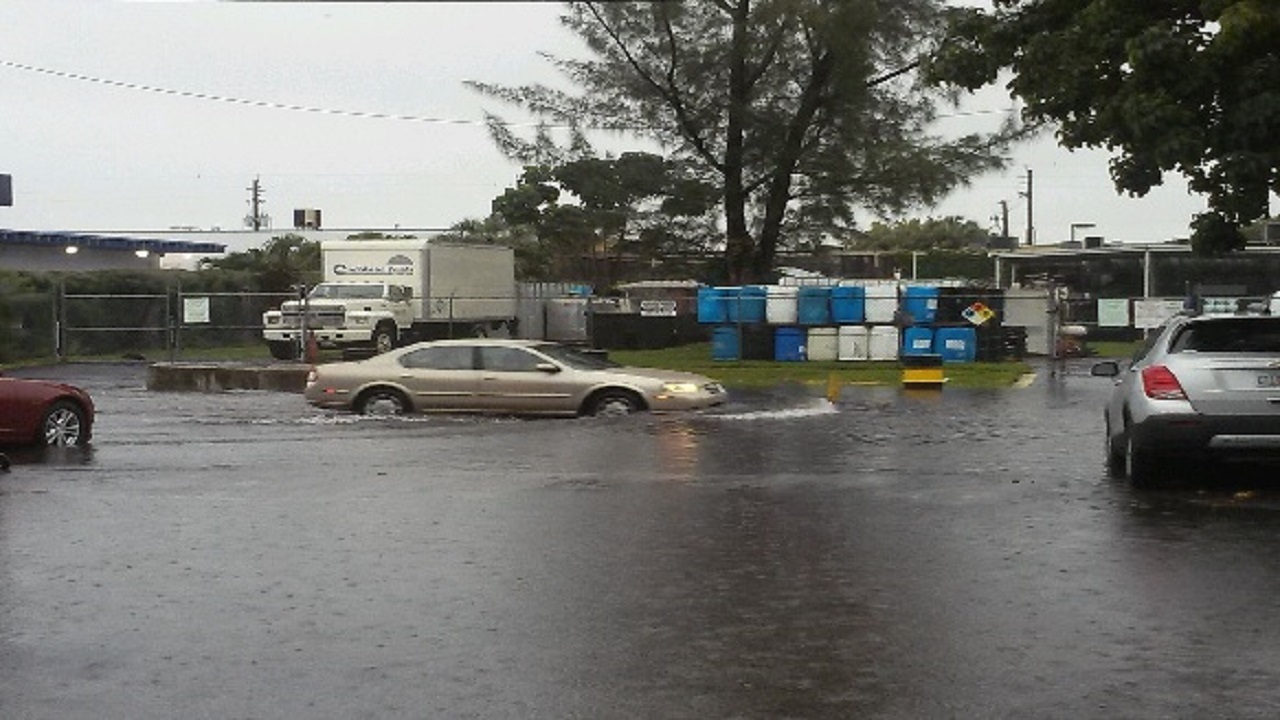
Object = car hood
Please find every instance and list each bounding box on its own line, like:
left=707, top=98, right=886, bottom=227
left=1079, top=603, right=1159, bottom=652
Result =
left=0, top=376, right=94, bottom=408
left=604, top=366, right=719, bottom=385
left=1, top=376, right=81, bottom=393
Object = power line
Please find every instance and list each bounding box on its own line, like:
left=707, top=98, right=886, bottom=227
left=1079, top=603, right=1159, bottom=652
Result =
left=2, top=57, right=1016, bottom=128
left=0, top=58, right=501, bottom=127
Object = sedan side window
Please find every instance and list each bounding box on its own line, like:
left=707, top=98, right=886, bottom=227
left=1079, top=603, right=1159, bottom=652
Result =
left=399, top=346, right=475, bottom=370
left=479, top=347, right=544, bottom=372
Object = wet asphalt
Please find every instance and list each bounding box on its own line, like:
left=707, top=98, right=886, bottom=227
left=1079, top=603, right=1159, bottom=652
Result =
left=4, top=359, right=1280, bottom=719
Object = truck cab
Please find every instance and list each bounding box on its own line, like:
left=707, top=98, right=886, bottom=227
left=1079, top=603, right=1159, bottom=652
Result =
left=262, top=281, right=414, bottom=360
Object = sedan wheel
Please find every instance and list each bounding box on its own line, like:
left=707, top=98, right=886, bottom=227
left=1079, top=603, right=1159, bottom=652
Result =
left=356, top=388, right=409, bottom=416
left=1104, top=418, right=1125, bottom=478
left=1125, top=434, right=1160, bottom=488
left=588, top=390, right=641, bottom=417
left=42, top=401, right=87, bottom=446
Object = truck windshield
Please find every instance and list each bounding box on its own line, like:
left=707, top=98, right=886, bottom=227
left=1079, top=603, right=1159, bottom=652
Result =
left=309, top=284, right=386, bottom=300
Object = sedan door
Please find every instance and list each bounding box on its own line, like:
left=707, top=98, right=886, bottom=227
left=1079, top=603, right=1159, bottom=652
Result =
left=474, top=346, right=585, bottom=415
left=0, top=379, right=40, bottom=444
left=394, top=345, right=485, bottom=411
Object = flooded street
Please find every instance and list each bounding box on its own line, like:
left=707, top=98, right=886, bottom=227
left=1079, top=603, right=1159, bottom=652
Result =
left=5, top=361, right=1280, bottom=718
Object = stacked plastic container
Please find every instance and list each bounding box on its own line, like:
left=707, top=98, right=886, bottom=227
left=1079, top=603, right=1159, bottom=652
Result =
left=698, top=280, right=982, bottom=363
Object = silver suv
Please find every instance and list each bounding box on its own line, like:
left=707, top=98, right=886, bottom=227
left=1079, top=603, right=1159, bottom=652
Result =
left=1092, top=315, right=1280, bottom=486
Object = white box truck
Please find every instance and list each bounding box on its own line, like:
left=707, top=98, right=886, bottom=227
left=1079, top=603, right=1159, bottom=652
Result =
left=262, top=239, right=516, bottom=359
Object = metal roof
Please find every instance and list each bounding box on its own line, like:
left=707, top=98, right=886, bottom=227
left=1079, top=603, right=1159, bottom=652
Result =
left=989, top=241, right=1280, bottom=260
left=0, top=229, right=225, bottom=254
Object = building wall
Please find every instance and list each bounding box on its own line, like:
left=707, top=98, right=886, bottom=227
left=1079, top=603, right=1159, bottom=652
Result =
left=0, top=244, right=161, bottom=272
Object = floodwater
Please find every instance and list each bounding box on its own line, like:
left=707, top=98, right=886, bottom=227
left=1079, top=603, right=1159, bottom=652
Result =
left=4, top=361, right=1280, bottom=718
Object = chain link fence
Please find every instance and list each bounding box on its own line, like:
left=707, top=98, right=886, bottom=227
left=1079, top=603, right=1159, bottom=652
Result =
left=51, top=288, right=294, bottom=362
left=0, top=291, right=56, bottom=363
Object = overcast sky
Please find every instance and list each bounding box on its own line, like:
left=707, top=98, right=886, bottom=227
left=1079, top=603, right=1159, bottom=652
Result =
left=1, top=1, right=1222, bottom=251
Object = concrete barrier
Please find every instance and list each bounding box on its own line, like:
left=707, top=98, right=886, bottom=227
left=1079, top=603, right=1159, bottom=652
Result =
left=147, top=363, right=310, bottom=393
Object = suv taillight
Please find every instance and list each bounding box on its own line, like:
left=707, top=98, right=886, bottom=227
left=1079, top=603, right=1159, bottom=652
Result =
left=1141, top=365, right=1187, bottom=400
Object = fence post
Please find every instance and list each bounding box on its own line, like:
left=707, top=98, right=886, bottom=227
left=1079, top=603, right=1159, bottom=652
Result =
left=169, top=281, right=179, bottom=363
left=55, top=278, right=65, bottom=362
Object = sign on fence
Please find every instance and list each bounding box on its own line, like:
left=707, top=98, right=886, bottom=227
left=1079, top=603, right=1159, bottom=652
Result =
left=183, top=297, right=210, bottom=324
left=1133, top=298, right=1184, bottom=329
left=1096, top=298, right=1130, bottom=328
left=639, top=299, right=678, bottom=317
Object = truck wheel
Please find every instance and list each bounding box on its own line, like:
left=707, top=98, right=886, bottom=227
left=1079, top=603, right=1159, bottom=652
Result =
left=372, top=324, right=397, bottom=355
left=355, top=387, right=410, bottom=416
left=268, top=340, right=299, bottom=361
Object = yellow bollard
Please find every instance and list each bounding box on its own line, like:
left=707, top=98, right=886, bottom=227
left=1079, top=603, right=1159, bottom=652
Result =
left=901, top=353, right=945, bottom=388
left=826, top=372, right=842, bottom=403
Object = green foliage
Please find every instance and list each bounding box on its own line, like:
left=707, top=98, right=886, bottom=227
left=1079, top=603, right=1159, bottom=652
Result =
left=435, top=215, right=546, bottom=280
left=199, top=234, right=321, bottom=291
left=487, top=152, right=720, bottom=283
left=855, top=216, right=992, bottom=250
left=930, top=0, right=1280, bottom=254
left=609, top=344, right=1030, bottom=388
left=468, top=0, right=1014, bottom=283
left=884, top=249, right=995, bottom=283
left=0, top=267, right=293, bottom=362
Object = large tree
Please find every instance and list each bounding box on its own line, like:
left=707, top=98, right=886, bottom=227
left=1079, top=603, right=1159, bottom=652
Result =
left=930, top=0, right=1280, bottom=255
left=485, top=152, right=720, bottom=284
left=468, top=0, right=1014, bottom=283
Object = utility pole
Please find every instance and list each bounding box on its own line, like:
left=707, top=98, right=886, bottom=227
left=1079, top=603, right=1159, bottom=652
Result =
left=1018, top=168, right=1034, bottom=246
left=245, top=177, right=269, bottom=230
left=999, top=199, right=1010, bottom=241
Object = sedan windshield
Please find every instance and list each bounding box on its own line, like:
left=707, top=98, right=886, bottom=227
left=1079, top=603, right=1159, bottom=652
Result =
left=535, top=343, right=620, bottom=370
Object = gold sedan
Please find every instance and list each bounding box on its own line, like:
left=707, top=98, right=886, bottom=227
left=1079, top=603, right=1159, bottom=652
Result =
left=304, top=338, right=727, bottom=417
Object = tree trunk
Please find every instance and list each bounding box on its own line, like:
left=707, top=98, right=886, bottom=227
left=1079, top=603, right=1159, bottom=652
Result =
left=723, top=0, right=754, bottom=285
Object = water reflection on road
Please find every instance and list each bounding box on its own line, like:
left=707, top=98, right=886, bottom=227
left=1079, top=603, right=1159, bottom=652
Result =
left=4, top=361, right=1280, bottom=718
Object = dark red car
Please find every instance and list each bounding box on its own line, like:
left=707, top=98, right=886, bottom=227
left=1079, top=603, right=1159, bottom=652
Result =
left=0, top=373, right=95, bottom=447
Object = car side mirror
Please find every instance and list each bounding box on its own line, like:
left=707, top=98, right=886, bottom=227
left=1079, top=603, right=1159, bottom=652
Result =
left=1090, top=360, right=1121, bottom=378
left=535, top=363, right=560, bottom=374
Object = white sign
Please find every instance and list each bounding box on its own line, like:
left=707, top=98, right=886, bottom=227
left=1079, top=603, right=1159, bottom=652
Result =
left=1132, top=298, right=1184, bottom=329
left=639, top=300, right=678, bottom=317
left=332, top=254, right=416, bottom=276
left=183, top=296, right=210, bottom=324
left=1097, top=298, right=1130, bottom=328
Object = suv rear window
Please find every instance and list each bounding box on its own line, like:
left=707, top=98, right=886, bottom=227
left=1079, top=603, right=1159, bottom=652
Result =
left=1169, top=318, right=1280, bottom=353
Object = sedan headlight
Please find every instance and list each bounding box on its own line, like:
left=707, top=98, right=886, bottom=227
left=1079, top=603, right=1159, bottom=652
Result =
left=661, top=382, right=701, bottom=395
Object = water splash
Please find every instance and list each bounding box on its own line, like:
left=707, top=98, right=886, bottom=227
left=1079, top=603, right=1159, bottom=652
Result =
left=713, top=397, right=840, bottom=421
